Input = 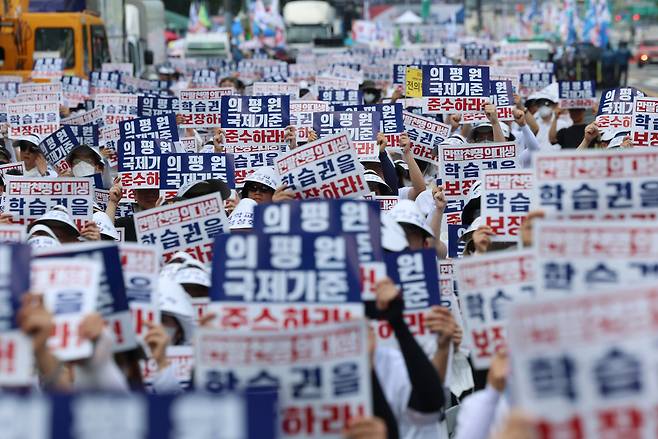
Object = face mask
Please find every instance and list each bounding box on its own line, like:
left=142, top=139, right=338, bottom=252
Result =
left=27, top=236, right=60, bottom=249
left=538, top=106, right=552, bottom=119
left=164, top=325, right=179, bottom=343
left=364, top=93, right=376, bottom=104
left=72, top=161, right=96, bottom=177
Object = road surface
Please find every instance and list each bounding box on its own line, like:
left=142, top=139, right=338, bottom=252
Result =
left=628, top=63, right=658, bottom=95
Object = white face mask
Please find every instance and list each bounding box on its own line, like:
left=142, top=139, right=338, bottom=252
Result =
left=72, top=161, right=96, bottom=177
left=538, top=106, right=552, bottom=119
left=164, top=325, right=179, bottom=343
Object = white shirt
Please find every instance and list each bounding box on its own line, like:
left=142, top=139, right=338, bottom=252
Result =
left=375, top=346, right=448, bottom=439
left=535, top=115, right=571, bottom=151
left=453, top=386, right=509, bottom=439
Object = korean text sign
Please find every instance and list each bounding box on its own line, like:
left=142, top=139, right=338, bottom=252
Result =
left=508, top=284, right=658, bottom=437
left=440, top=142, right=519, bottom=225
left=7, top=101, right=60, bottom=139
left=2, top=176, right=93, bottom=228
left=596, top=86, right=645, bottom=132
left=313, top=111, right=380, bottom=161
left=420, top=65, right=490, bottom=114
left=276, top=133, right=369, bottom=200
left=119, top=243, right=160, bottom=340
left=558, top=80, right=596, bottom=110
left=31, top=258, right=101, bottom=361
left=533, top=221, right=658, bottom=295
left=398, top=111, right=451, bottom=163
left=334, top=103, right=405, bottom=148
left=532, top=149, right=658, bottom=220
left=462, top=80, right=515, bottom=123
left=221, top=95, right=290, bottom=150
left=481, top=170, right=533, bottom=242
left=39, top=126, right=80, bottom=173
left=376, top=250, right=440, bottom=349
left=631, top=97, right=658, bottom=147
left=455, top=249, right=535, bottom=369
left=208, top=232, right=362, bottom=332
left=134, top=193, right=229, bottom=264
left=179, top=88, right=233, bottom=128
left=195, top=320, right=372, bottom=438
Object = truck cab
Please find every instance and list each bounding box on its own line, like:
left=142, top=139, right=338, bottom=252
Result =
left=0, top=10, right=111, bottom=78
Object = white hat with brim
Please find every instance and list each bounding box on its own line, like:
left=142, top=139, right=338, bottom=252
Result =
left=28, top=206, right=79, bottom=238
left=462, top=180, right=482, bottom=227
left=460, top=216, right=483, bottom=243
left=66, top=144, right=104, bottom=165
left=608, top=132, right=629, bottom=149
left=27, top=224, right=59, bottom=241
left=175, top=266, right=211, bottom=288
left=364, top=170, right=392, bottom=194
left=229, top=198, right=256, bottom=230
left=601, top=129, right=617, bottom=142
left=387, top=199, right=435, bottom=237
left=381, top=214, right=409, bottom=251
left=93, top=212, right=120, bottom=241
left=243, top=167, right=280, bottom=191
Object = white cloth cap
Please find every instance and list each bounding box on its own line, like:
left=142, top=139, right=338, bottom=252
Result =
left=387, top=199, right=434, bottom=237
left=381, top=214, right=409, bottom=251
left=158, top=276, right=196, bottom=344
left=175, top=266, right=211, bottom=288
left=28, top=205, right=79, bottom=237
left=244, top=166, right=280, bottom=191
left=93, top=212, right=120, bottom=241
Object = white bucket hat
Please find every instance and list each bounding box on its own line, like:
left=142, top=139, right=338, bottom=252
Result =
left=364, top=169, right=392, bottom=194
left=158, top=276, right=196, bottom=345
left=175, top=265, right=211, bottom=288
left=244, top=167, right=280, bottom=191
left=387, top=199, right=434, bottom=237
left=28, top=205, right=79, bottom=238
left=381, top=214, right=409, bottom=251
left=93, top=211, right=120, bottom=241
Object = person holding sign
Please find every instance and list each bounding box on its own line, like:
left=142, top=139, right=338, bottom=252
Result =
left=14, top=134, right=54, bottom=177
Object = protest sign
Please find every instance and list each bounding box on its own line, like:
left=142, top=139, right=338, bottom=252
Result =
left=595, top=86, right=645, bottom=133
left=119, top=114, right=180, bottom=143
left=61, top=107, right=103, bottom=126
left=462, top=80, right=515, bottom=123
left=316, top=76, right=361, bottom=90
left=191, top=69, right=218, bottom=88
left=17, top=82, right=63, bottom=100
left=462, top=45, right=491, bottom=62
left=99, top=125, right=120, bottom=168
left=374, top=250, right=440, bottom=350
left=119, top=243, right=160, bottom=340
left=518, top=72, right=553, bottom=97
left=7, top=101, right=60, bottom=139
left=252, top=82, right=300, bottom=98
left=89, top=71, right=122, bottom=95
left=31, top=258, right=101, bottom=361
left=318, top=89, right=363, bottom=108
left=392, top=111, right=451, bottom=163
left=0, top=81, right=18, bottom=99
left=96, top=93, right=138, bottom=126
left=290, top=100, right=331, bottom=142
left=313, top=111, right=380, bottom=161
left=102, top=63, right=133, bottom=75
left=134, top=193, right=229, bottom=264
left=0, top=224, right=26, bottom=242
left=532, top=149, right=658, bottom=220
left=67, top=124, right=99, bottom=147
left=37, top=242, right=136, bottom=352
left=179, top=137, right=197, bottom=153
left=0, top=162, right=24, bottom=176
left=2, top=176, right=93, bottom=228
left=119, top=75, right=152, bottom=94
left=447, top=224, right=468, bottom=258
left=137, top=95, right=180, bottom=117
left=159, top=153, right=235, bottom=192
left=334, top=103, right=405, bottom=148
left=117, top=139, right=164, bottom=190
left=455, top=249, right=535, bottom=369
left=0, top=243, right=32, bottom=386
left=94, top=189, right=133, bottom=219
left=31, top=57, right=63, bottom=80
left=534, top=220, right=658, bottom=295
left=221, top=95, right=290, bottom=150
left=489, top=67, right=520, bottom=93
left=195, top=320, right=371, bottom=438
left=376, top=196, right=398, bottom=211
left=438, top=260, right=464, bottom=329
left=508, top=283, right=658, bottom=437
left=558, top=80, right=596, bottom=110
left=208, top=232, right=362, bottom=331
left=178, top=88, right=233, bottom=129
left=253, top=200, right=384, bottom=302
left=0, top=392, right=278, bottom=438
left=631, top=97, right=658, bottom=147
left=39, top=126, right=79, bottom=173
left=481, top=169, right=532, bottom=242
left=61, top=75, right=90, bottom=108
left=420, top=65, right=490, bottom=114
left=440, top=141, right=519, bottom=225
left=276, top=133, right=369, bottom=199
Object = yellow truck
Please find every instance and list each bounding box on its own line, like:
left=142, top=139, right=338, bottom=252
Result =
left=0, top=0, right=111, bottom=79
